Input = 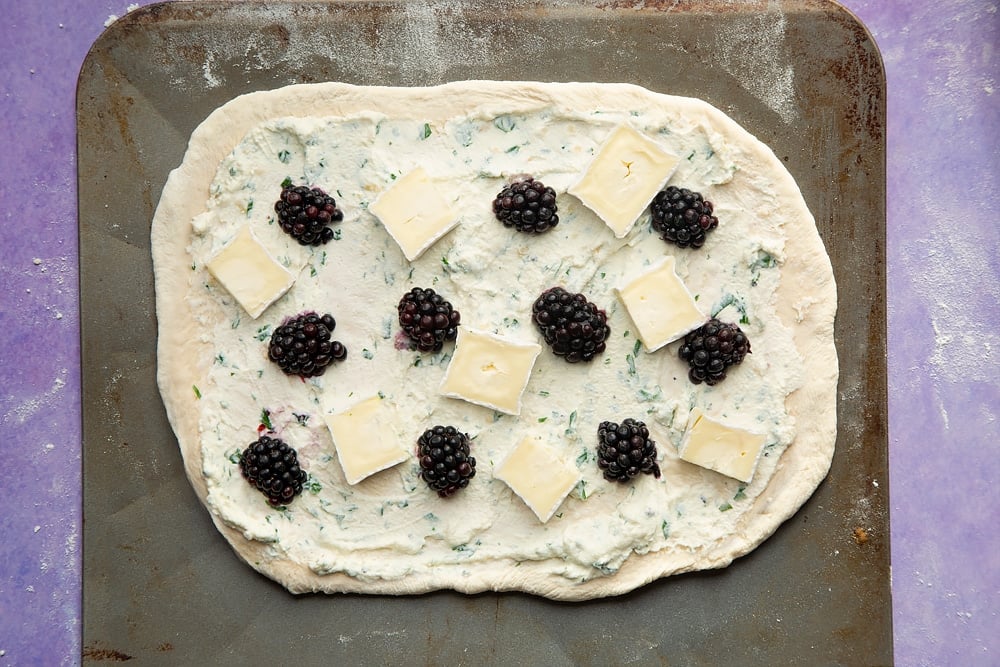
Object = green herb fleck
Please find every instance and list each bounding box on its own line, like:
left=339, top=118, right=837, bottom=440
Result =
left=294, top=413, right=310, bottom=426
left=633, top=339, right=642, bottom=356
left=568, top=410, right=577, bottom=430
left=362, top=348, right=374, bottom=360
left=332, top=228, right=342, bottom=241
left=413, top=357, right=423, bottom=367
left=576, top=450, right=589, bottom=466
left=304, top=478, right=322, bottom=494
left=538, top=390, right=550, bottom=397
left=734, top=486, right=747, bottom=501
left=277, top=149, right=291, bottom=164
left=377, top=390, right=386, bottom=399
left=538, top=417, right=548, bottom=423
left=281, top=176, right=292, bottom=188
left=255, top=325, right=272, bottom=341
left=228, top=449, right=240, bottom=464
left=505, top=145, right=520, bottom=154
left=260, top=409, right=273, bottom=430
left=626, top=353, right=637, bottom=376
left=578, top=480, right=588, bottom=500
left=421, top=123, right=432, bottom=139
left=192, top=385, right=202, bottom=399
left=719, top=502, right=733, bottom=512
left=662, top=520, right=671, bottom=539
left=493, top=115, right=516, bottom=133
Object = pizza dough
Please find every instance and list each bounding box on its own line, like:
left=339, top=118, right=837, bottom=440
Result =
left=151, top=81, right=837, bottom=600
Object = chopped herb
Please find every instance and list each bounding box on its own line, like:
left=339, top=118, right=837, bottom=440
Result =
left=662, top=520, right=671, bottom=539
left=538, top=417, right=548, bottom=423
left=377, top=390, right=386, bottom=399
left=624, top=330, right=630, bottom=337
left=192, top=385, right=202, bottom=399
left=719, top=502, right=733, bottom=512
left=281, top=176, right=292, bottom=188
left=389, top=173, right=397, bottom=180
left=505, top=145, right=520, bottom=154
left=413, top=357, right=422, bottom=367
left=441, top=255, right=450, bottom=268
left=332, top=228, right=342, bottom=241
left=686, top=150, right=696, bottom=161
left=694, top=294, right=700, bottom=301
left=214, top=353, right=226, bottom=365
left=294, top=413, right=310, bottom=426
left=304, top=478, right=322, bottom=494
left=420, top=123, right=432, bottom=139
left=260, top=408, right=273, bottom=430
left=538, top=390, right=550, bottom=397
left=320, top=251, right=327, bottom=265
left=492, top=411, right=504, bottom=422
left=576, top=450, right=589, bottom=466
left=567, top=410, right=577, bottom=431
left=229, top=165, right=237, bottom=177
left=362, top=348, right=374, bottom=360
left=493, top=115, right=516, bottom=133
left=626, top=353, right=637, bottom=376
left=578, top=480, right=588, bottom=500
left=228, top=450, right=240, bottom=464
left=633, top=339, right=642, bottom=356
left=600, top=272, right=607, bottom=280
left=231, top=316, right=240, bottom=329
left=254, top=325, right=272, bottom=341
left=734, top=486, right=747, bottom=501
left=310, top=265, right=318, bottom=278
left=277, top=149, right=291, bottom=164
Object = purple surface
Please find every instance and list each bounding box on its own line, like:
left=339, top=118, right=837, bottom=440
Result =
left=0, top=1, right=996, bottom=664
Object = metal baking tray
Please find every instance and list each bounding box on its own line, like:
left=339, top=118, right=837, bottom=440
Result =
left=79, top=1, right=889, bottom=663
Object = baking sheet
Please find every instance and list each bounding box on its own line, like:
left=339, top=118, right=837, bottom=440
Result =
left=78, top=1, right=890, bottom=663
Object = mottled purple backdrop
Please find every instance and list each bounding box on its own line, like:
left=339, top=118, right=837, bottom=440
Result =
left=1, top=1, right=996, bottom=665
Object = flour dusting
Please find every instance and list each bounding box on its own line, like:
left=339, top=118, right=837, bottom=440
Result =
left=714, top=7, right=798, bottom=123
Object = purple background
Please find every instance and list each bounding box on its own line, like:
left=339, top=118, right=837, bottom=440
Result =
left=1, top=1, right=997, bottom=664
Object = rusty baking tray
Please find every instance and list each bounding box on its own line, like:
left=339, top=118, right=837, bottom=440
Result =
left=78, top=1, right=889, bottom=663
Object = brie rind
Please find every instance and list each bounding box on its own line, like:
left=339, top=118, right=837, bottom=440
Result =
left=569, top=125, right=680, bottom=238
left=495, top=437, right=580, bottom=523
left=205, top=226, right=295, bottom=318
left=439, top=327, right=541, bottom=415
left=679, top=409, right=768, bottom=483
left=324, top=396, right=410, bottom=484
left=369, top=167, right=460, bottom=261
left=617, top=256, right=705, bottom=351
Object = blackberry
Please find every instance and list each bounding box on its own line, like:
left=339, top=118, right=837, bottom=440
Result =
left=531, top=287, right=610, bottom=363
left=274, top=182, right=344, bottom=246
left=268, top=312, right=347, bottom=378
left=650, top=186, right=719, bottom=249
left=492, top=176, right=559, bottom=234
left=678, top=318, right=751, bottom=386
left=416, top=425, right=476, bottom=497
left=238, top=435, right=308, bottom=505
left=397, top=287, right=461, bottom=352
left=597, top=418, right=661, bottom=483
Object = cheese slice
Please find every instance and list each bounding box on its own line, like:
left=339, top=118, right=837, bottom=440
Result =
left=439, top=327, right=541, bottom=415
left=369, top=167, right=460, bottom=261
left=569, top=125, right=680, bottom=238
left=495, top=437, right=581, bottom=523
left=617, top=255, right=705, bottom=351
left=679, top=409, right=768, bottom=483
left=205, top=226, right=295, bottom=318
left=323, top=396, right=410, bottom=485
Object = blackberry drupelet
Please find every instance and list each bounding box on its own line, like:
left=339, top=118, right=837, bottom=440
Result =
left=492, top=176, right=559, bottom=234
left=596, top=418, right=661, bottom=483
left=531, top=287, right=610, bottom=363
left=268, top=312, right=347, bottom=378
left=678, top=318, right=751, bottom=386
left=238, top=435, right=308, bottom=505
left=650, top=186, right=719, bottom=249
left=416, top=425, right=476, bottom=497
left=274, top=182, right=344, bottom=246
left=397, top=287, right=461, bottom=352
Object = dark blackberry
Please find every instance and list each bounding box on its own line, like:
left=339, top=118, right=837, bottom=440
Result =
left=397, top=287, right=461, bottom=352
left=268, top=312, right=347, bottom=378
left=238, top=435, right=308, bottom=506
left=274, top=182, right=344, bottom=246
left=678, top=318, right=751, bottom=386
left=492, top=176, right=559, bottom=234
left=597, top=418, right=661, bottom=483
left=650, top=186, right=719, bottom=249
left=531, top=287, right=610, bottom=363
left=416, top=425, right=476, bottom=497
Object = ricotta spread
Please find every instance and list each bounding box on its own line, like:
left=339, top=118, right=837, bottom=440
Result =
left=152, top=81, right=838, bottom=600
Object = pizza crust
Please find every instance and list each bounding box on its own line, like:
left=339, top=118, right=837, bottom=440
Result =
left=152, top=81, right=837, bottom=600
